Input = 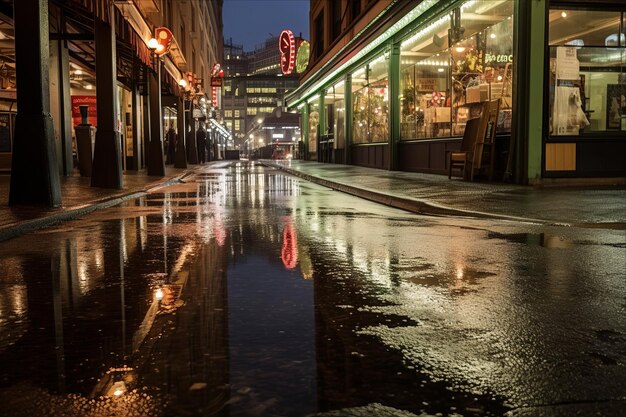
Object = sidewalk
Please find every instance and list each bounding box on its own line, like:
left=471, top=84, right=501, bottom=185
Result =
left=0, top=166, right=195, bottom=242
left=264, top=160, right=626, bottom=229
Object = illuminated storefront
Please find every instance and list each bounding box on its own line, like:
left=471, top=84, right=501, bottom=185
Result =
left=287, top=0, right=625, bottom=183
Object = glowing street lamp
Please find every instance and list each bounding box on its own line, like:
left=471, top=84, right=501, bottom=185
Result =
left=147, top=37, right=159, bottom=50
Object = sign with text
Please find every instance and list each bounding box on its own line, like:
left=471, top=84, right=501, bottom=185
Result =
left=71, top=95, right=97, bottom=127
left=210, top=77, right=223, bottom=87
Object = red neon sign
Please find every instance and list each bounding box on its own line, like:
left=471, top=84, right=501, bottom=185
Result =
left=279, top=30, right=296, bottom=75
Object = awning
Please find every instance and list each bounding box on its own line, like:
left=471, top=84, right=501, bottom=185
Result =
left=210, top=118, right=231, bottom=138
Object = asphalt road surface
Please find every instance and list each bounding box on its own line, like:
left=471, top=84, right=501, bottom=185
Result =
left=0, top=161, right=624, bottom=417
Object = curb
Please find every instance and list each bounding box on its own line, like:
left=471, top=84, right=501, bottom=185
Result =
left=262, top=161, right=558, bottom=226
left=0, top=172, right=190, bottom=243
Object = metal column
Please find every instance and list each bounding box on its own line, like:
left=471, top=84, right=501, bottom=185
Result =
left=9, top=0, right=61, bottom=206
left=91, top=10, right=123, bottom=189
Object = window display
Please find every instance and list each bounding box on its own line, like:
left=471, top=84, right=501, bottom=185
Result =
left=326, top=80, right=346, bottom=149
left=351, top=55, right=389, bottom=144
left=308, top=100, right=319, bottom=152
left=548, top=9, right=625, bottom=135
left=400, top=0, right=513, bottom=140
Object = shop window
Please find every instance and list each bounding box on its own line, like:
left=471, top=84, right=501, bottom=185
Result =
left=331, top=0, right=343, bottom=41
left=351, top=0, right=361, bottom=23
left=326, top=80, right=346, bottom=149
left=399, top=0, right=514, bottom=140
left=351, top=54, right=389, bottom=144
left=548, top=9, right=625, bottom=135
left=309, top=100, right=320, bottom=153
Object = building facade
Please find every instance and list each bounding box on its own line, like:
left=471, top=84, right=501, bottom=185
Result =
left=222, top=35, right=300, bottom=153
left=287, top=0, right=626, bottom=184
left=0, top=0, right=224, bottom=206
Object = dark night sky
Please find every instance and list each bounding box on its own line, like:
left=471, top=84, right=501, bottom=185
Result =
left=223, top=0, right=310, bottom=51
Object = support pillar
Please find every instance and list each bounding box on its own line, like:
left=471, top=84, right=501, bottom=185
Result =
left=175, top=96, right=187, bottom=168
left=388, top=42, right=400, bottom=171
left=147, top=62, right=165, bottom=176
left=318, top=93, right=325, bottom=163
left=302, top=103, right=309, bottom=160
left=186, top=101, right=198, bottom=164
left=141, top=78, right=151, bottom=170
left=9, top=0, right=61, bottom=207
left=512, top=0, right=547, bottom=184
left=50, top=37, right=73, bottom=177
left=344, top=75, right=352, bottom=165
left=91, top=12, right=123, bottom=189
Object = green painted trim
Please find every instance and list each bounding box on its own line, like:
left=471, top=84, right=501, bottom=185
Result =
left=527, top=0, right=547, bottom=181
left=319, top=91, right=326, bottom=138
left=345, top=75, right=353, bottom=164
left=389, top=41, right=401, bottom=170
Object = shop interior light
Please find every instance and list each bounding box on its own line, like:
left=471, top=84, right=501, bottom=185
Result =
left=455, top=46, right=466, bottom=53
left=178, top=78, right=187, bottom=87
left=561, top=11, right=567, bottom=18
left=490, top=33, right=497, bottom=39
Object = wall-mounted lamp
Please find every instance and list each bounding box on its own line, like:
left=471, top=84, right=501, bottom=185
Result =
left=148, top=38, right=159, bottom=50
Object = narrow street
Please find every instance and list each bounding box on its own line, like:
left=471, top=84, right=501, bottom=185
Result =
left=0, top=161, right=624, bottom=416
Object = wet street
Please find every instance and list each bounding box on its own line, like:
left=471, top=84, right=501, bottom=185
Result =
left=0, top=161, right=624, bottom=417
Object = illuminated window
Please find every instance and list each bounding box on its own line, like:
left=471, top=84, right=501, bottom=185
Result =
left=399, top=0, right=514, bottom=140
left=549, top=9, right=625, bottom=135
left=352, top=54, right=389, bottom=144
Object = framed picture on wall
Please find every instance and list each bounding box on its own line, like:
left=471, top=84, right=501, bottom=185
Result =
left=606, top=84, right=626, bottom=130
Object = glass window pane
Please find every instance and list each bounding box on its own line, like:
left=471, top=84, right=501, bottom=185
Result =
left=351, top=55, right=389, bottom=144
left=352, top=66, right=369, bottom=144
left=308, top=100, right=319, bottom=152
left=550, top=46, right=626, bottom=135
left=400, top=0, right=514, bottom=140
left=549, top=10, right=622, bottom=47
left=326, top=80, right=346, bottom=149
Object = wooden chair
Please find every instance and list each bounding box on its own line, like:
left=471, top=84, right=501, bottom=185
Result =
left=470, top=98, right=500, bottom=181
left=448, top=116, right=482, bottom=180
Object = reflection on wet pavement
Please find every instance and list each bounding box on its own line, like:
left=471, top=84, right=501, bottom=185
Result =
left=0, top=161, right=624, bottom=416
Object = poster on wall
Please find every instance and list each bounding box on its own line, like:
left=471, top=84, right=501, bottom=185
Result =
left=71, top=96, right=97, bottom=127
left=555, top=47, right=579, bottom=81
left=606, top=84, right=626, bottom=130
